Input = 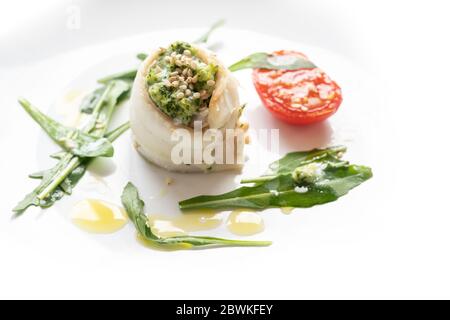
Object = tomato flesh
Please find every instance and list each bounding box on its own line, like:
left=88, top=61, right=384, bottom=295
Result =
left=252, top=50, right=342, bottom=125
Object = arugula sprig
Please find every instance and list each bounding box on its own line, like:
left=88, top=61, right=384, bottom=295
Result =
left=229, top=52, right=317, bottom=72
left=179, top=147, right=372, bottom=211
left=122, top=183, right=271, bottom=248
left=13, top=80, right=132, bottom=216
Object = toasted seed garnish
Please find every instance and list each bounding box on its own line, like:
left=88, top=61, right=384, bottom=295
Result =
left=176, top=92, right=185, bottom=99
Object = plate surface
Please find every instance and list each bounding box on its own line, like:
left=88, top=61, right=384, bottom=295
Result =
left=0, top=28, right=384, bottom=299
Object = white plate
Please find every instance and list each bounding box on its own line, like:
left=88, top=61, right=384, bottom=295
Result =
left=1, top=28, right=384, bottom=299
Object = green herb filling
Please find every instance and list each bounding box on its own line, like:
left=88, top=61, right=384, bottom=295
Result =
left=146, top=41, right=218, bottom=126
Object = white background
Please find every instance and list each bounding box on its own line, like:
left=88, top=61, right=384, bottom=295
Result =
left=1, top=0, right=449, bottom=300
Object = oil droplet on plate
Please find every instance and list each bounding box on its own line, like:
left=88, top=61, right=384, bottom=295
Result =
left=227, top=210, right=264, bottom=236
left=281, top=207, right=294, bottom=215
left=148, top=209, right=223, bottom=238
left=71, top=199, right=128, bottom=234
left=63, top=89, right=84, bottom=103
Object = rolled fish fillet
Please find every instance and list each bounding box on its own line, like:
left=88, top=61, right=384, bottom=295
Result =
left=130, top=41, right=244, bottom=172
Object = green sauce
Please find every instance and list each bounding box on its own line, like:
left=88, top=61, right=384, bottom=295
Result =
left=146, top=41, right=218, bottom=126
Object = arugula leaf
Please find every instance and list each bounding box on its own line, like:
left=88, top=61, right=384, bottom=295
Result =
left=18, top=98, right=114, bottom=158
left=81, top=80, right=131, bottom=136
left=193, top=19, right=226, bottom=44
left=80, top=87, right=106, bottom=114
left=97, top=70, right=137, bottom=85
left=13, top=122, right=130, bottom=216
left=179, top=148, right=372, bottom=211
left=229, top=52, right=317, bottom=72
left=122, top=183, right=271, bottom=248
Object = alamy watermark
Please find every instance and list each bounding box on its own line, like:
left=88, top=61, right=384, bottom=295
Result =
left=66, top=5, right=81, bottom=30
left=170, top=121, right=279, bottom=166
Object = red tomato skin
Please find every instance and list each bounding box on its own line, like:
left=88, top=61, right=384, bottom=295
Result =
left=252, top=51, right=343, bottom=125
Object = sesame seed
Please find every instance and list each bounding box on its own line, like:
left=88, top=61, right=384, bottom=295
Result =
left=164, top=80, right=171, bottom=87
left=171, top=80, right=179, bottom=87
left=187, top=69, right=193, bottom=77
left=193, top=92, right=201, bottom=99
left=207, top=80, right=216, bottom=87
left=170, top=52, right=176, bottom=57
left=191, top=75, right=198, bottom=83
left=176, top=92, right=184, bottom=99
left=182, top=68, right=188, bottom=76
left=179, top=84, right=187, bottom=90
left=175, top=60, right=183, bottom=67
left=186, top=77, right=192, bottom=83
left=183, top=49, right=192, bottom=56
left=185, top=89, right=192, bottom=96
left=170, top=71, right=179, bottom=76
left=189, top=84, right=194, bottom=90
left=164, top=56, right=171, bottom=63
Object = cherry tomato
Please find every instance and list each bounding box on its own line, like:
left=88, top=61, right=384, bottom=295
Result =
left=252, top=50, right=342, bottom=125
